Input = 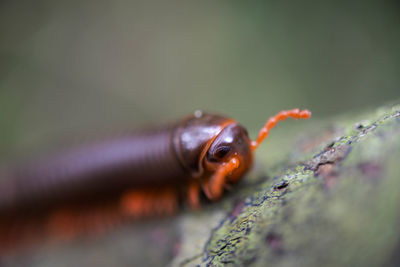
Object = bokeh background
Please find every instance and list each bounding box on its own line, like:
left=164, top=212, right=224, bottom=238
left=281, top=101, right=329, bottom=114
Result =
left=1, top=0, right=399, bottom=159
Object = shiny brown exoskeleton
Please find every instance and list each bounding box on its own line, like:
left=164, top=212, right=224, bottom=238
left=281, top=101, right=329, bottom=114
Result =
left=0, top=109, right=310, bottom=250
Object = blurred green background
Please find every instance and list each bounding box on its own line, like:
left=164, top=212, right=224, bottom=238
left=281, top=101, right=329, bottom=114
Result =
left=1, top=0, right=399, bottom=159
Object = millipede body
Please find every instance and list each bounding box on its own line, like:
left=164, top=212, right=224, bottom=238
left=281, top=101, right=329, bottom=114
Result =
left=0, top=109, right=310, bottom=250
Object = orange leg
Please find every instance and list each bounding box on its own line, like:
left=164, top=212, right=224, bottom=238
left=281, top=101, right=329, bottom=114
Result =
left=47, top=204, right=123, bottom=241
left=205, top=157, right=240, bottom=201
left=187, top=181, right=201, bottom=210
left=251, top=109, right=311, bottom=151
left=201, top=177, right=213, bottom=200
left=120, top=187, right=179, bottom=218
left=47, top=209, right=80, bottom=241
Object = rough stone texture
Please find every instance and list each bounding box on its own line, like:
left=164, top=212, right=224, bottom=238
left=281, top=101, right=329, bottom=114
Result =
left=2, top=102, right=400, bottom=267
left=173, top=102, right=400, bottom=267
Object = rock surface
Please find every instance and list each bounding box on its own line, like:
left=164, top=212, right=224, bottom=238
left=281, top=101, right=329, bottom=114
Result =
left=173, top=102, right=400, bottom=267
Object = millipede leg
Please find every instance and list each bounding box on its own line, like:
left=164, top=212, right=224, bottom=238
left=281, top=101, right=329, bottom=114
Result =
left=187, top=181, right=201, bottom=210
left=203, top=157, right=240, bottom=201
left=120, top=187, right=179, bottom=218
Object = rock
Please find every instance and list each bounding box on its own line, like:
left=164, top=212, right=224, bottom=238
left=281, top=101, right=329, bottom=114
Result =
left=174, top=102, right=400, bottom=267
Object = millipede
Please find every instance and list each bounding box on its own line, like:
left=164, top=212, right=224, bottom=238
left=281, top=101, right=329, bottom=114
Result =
left=0, top=108, right=310, bottom=252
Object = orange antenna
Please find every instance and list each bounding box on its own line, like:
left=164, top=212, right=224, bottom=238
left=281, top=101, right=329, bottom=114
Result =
left=251, top=109, right=311, bottom=151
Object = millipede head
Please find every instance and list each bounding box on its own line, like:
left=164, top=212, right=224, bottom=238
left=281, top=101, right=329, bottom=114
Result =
left=203, top=123, right=253, bottom=186
left=202, top=109, right=311, bottom=200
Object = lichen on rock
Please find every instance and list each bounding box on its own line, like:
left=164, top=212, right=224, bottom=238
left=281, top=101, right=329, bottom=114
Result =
left=175, top=103, right=400, bottom=267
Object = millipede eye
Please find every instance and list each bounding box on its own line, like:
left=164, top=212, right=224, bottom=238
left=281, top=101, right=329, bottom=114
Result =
left=214, top=146, right=231, bottom=159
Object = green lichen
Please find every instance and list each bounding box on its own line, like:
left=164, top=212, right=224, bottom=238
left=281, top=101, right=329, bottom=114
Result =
left=178, top=103, right=400, bottom=267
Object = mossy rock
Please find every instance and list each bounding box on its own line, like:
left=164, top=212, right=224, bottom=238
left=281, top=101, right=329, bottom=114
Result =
left=173, top=102, right=400, bottom=267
